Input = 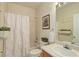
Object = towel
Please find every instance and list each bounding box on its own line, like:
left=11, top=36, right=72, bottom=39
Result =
left=48, top=30, right=55, bottom=44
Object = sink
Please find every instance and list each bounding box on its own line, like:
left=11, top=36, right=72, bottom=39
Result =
left=41, top=43, right=79, bottom=57
left=51, top=45, right=79, bottom=57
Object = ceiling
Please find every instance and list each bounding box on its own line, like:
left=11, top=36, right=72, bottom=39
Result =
left=12, top=2, right=42, bottom=8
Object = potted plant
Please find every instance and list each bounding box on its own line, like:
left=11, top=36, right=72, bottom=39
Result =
left=0, top=26, right=10, bottom=39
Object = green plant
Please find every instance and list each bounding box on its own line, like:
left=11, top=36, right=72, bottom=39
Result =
left=0, top=27, right=10, bottom=31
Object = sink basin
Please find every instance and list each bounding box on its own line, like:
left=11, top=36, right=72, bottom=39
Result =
left=51, top=45, right=79, bottom=57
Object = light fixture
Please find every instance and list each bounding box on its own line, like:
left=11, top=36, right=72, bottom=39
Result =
left=56, top=2, right=65, bottom=8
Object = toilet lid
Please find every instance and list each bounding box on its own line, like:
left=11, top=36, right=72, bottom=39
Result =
left=30, top=49, right=42, bottom=54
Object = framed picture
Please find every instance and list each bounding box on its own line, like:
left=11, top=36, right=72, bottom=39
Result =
left=42, top=14, right=50, bottom=29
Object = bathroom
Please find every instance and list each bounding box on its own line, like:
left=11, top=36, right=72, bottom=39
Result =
left=0, top=2, right=56, bottom=57
left=0, top=2, right=79, bottom=57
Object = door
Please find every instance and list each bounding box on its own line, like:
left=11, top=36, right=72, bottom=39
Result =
left=73, top=14, right=79, bottom=43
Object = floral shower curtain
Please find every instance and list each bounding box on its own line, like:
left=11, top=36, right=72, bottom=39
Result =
left=4, top=13, right=30, bottom=57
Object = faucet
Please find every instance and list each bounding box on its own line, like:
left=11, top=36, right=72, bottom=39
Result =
left=63, top=44, right=71, bottom=50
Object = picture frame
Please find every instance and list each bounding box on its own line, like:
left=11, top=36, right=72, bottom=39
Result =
left=42, top=14, right=50, bottom=29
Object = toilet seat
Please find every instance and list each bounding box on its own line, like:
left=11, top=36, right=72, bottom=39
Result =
left=30, top=49, right=42, bottom=57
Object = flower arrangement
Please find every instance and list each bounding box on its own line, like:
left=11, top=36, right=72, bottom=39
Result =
left=0, top=27, right=10, bottom=31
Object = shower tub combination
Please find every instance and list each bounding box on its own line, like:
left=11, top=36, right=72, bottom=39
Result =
left=0, top=12, right=30, bottom=57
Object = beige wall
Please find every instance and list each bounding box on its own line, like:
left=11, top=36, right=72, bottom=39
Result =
left=56, top=3, right=79, bottom=42
left=36, top=3, right=56, bottom=44
left=0, top=3, right=56, bottom=49
left=0, top=3, right=36, bottom=48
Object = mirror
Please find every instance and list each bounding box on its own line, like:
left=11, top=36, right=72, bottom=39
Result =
left=56, top=2, right=79, bottom=43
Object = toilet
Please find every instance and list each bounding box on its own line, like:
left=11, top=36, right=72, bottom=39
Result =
left=29, top=40, right=48, bottom=57
left=29, top=30, right=54, bottom=57
left=29, top=49, right=42, bottom=57
left=29, top=39, right=48, bottom=57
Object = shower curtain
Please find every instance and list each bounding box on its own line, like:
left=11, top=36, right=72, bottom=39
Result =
left=4, top=13, right=30, bottom=57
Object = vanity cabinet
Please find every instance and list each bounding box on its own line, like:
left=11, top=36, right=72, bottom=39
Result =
left=40, top=50, right=52, bottom=57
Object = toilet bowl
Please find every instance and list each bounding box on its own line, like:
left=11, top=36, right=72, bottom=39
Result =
left=29, top=49, right=42, bottom=57
left=29, top=38, right=49, bottom=57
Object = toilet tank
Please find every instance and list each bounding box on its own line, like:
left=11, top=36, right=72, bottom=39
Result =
left=40, top=37, right=48, bottom=46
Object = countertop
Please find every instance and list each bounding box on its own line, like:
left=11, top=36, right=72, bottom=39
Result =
left=41, top=43, right=79, bottom=57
